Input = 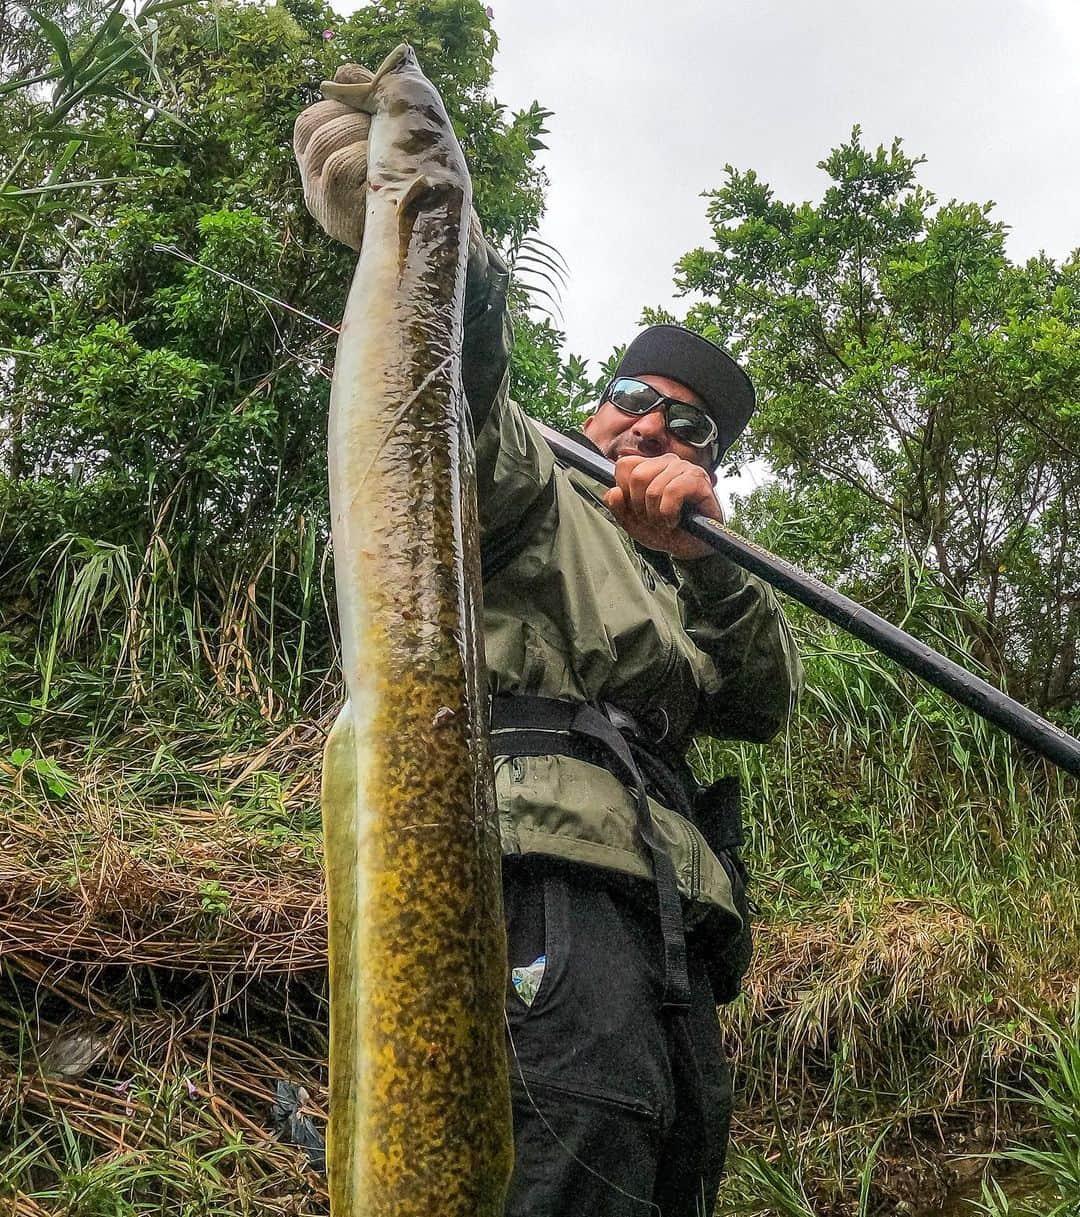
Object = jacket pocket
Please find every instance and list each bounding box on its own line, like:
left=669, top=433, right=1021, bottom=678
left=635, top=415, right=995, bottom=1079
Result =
left=506, top=870, right=568, bottom=1019
left=511, top=1072, right=661, bottom=1124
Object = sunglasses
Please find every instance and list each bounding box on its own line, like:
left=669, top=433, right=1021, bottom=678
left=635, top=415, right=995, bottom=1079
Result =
left=602, top=377, right=719, bottom=453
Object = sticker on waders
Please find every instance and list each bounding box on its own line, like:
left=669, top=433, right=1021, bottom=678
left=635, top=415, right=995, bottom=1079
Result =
left=511, top=955, right=547, bottom=1007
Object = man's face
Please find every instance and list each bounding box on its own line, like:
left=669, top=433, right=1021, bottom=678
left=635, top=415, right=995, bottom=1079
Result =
left=583, top=374, right=713, bottom=469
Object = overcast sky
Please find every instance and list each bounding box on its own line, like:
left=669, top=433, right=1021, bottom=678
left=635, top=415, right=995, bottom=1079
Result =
left=486, top=0, right=1080, bottom=366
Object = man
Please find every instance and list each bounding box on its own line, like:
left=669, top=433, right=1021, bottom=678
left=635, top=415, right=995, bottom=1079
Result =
left=295, top=77, right=801, bottom=1217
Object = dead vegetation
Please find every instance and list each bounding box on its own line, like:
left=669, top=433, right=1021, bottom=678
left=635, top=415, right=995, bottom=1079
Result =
left=2, top=651, right=1078, bottom=1213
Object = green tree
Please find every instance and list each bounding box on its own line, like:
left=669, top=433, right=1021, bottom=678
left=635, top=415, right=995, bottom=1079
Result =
left=0, top=0, right=554, bottom=726
left=661, top=128, right=1080, bottom=712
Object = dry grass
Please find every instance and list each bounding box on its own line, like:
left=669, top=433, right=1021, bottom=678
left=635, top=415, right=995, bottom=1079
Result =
left=0, top=710, right=333, bottom=1212
left=1, top=720, right=329, bottom=976
left=2, top=692, right=1078, bottom=1214
left=749, top=896, right=1074, bottom=1054
left=1, top=964, right=330, bottom=1215
left=3, top=888, right=1068, bottom=1215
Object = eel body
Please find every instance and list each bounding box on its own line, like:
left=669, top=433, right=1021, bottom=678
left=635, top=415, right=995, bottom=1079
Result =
left=319, top=44, right=512, bottom=1217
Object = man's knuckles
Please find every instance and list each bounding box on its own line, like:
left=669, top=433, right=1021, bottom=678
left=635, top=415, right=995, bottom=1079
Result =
left=660, top=488, right=688, bottom=524
left=299, top=111, right=369, bottom=179
left=606, top=455, right=719, bottom=553
left=332, top=62, right=373, bottom=86
left=617, top=455, right=669, bottom=491
left=621, top=456, right=702, bottom=497
left=322, top=143, right=368, bottom=195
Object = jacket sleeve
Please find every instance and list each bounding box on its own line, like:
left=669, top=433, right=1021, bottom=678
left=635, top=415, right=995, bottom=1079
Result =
left=673, top=551, right=804, bottom=743
left=460, top=219, right=556, bottom=544
left=461, top=217, right=513, bottom=433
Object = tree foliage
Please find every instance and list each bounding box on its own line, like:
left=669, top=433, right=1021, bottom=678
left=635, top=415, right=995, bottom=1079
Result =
left=663, top=128, right=1080, bottom=712
left=0, top=0, right=553, bottom=727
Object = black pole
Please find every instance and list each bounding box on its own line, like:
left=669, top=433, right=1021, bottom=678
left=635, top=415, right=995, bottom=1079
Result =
left=533, top=421, right=1080, bottom=780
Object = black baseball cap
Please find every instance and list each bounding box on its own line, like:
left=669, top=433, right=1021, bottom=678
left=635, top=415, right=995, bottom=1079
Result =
left=615, top=325, right=755, bottom=460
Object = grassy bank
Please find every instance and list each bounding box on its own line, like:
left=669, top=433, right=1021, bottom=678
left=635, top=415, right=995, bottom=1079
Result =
left=1, top=612, right=1078, bottom=1214
left=704, top=624, right=1079, bottom=1213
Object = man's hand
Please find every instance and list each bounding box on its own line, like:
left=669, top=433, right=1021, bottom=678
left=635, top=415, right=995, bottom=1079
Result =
left=294, top=64, right=489, bottom=268
left=293, top=64, right=374, bottom=250
left=603, top=454, right=723, bottom=560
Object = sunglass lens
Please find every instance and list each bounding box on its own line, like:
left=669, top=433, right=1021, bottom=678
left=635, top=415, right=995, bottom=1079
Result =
left=609, top=379, right=660, bottom=415
left=665, top=403, right=714, bottom=447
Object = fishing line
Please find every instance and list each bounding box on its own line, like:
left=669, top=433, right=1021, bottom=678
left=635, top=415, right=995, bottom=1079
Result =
left=503, top=1010, right=662, bottom=1214
left=351, top=352, right=456, bottom=486
left=151, top=243, right=340, bottom=334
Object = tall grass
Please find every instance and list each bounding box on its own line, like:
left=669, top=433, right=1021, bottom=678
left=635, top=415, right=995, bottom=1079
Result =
left=973, top=1003, right=1080, bottom=1216
left=2, top=487, right=1078, bottom=1215
left=690, top=603, right=1078, bottom=1212
left=1, top=510, right=337, bottom=751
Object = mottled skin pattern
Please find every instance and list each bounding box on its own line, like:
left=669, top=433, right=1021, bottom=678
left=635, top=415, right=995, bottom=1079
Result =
left=319, top=45, right=512, bottom=1216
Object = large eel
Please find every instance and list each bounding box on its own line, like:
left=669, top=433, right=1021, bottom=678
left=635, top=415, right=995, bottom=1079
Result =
left=318, top=44, right=512, bottom=1216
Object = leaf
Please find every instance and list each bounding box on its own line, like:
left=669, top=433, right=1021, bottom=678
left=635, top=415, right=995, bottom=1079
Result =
left=141, top=0, right=202, bottom=14
left=62, top=0, right=125, bottom=82
left=107, top=89, right=201, bottom=136
left=45, top=38, right=145, bottom=126
left=0, top=68, right=63, bottom=99
left=29, top=127, right=179, bottom=150
left=10, top=748, right=33, bottom=767
left=28, top=8, right=74, bottom=83
left=31, top=758, right=73, bottom=798
left=48, top=139, right=83, bottom=184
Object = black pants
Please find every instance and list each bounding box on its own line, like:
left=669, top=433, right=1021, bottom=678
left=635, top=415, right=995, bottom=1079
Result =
left=503, top=866, right=732, bottom=1217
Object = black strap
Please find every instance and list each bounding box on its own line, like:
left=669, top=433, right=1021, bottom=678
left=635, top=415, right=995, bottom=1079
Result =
left=491, top=694, right=692, bottom=1012
left=480, top=475, right=556, bottom=582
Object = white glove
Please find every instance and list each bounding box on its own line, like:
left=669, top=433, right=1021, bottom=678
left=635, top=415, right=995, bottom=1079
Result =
left=293, top=64, right=374, bottom=251
left=294, top=65, right=488, bottom=285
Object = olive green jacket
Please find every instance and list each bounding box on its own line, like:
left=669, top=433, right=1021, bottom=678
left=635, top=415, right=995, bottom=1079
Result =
left=462, top=243, right=803, bottom=924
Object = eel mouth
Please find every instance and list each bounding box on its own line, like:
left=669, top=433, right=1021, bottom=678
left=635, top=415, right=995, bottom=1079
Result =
left=371, top=42, right=416, bottom=80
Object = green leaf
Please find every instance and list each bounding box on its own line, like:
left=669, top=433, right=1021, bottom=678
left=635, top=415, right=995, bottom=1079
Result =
left=28, top=8, right=74, bottom=83
left=10, top=748, right=33, bottom=767
left=48, top=139, right=83, bottom=184
left=0, top=67, right=62, bottom=98
left=141, top=0, right=202, bottom=14
left=30, top=757, right=73, bottom=798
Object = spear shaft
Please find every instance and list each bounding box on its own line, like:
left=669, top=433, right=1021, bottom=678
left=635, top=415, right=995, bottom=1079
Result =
left=534, top=420, right=1080, bottom=780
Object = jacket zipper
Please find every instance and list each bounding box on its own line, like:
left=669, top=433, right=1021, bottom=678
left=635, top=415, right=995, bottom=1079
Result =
left=688, top=831, right=701, bottom=901
left=634, top=629, right=680, bottom=722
